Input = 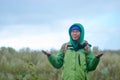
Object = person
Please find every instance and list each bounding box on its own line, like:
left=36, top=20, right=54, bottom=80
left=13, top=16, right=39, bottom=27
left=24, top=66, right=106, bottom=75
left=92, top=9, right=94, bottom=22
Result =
left=42, top=23, right=103, bottom=80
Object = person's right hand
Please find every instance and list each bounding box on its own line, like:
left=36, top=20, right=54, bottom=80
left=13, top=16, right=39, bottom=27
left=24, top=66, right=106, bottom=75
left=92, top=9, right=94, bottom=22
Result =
left=42, top=50, right=51, bottom=56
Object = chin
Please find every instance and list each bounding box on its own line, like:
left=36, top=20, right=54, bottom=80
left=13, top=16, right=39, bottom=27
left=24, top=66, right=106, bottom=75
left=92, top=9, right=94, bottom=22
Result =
left=73, top=39, right=78, bottom=41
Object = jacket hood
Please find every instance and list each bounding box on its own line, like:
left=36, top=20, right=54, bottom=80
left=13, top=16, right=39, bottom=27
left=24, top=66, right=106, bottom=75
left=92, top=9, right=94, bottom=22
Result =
left=69, top=23, right=85, bottom=49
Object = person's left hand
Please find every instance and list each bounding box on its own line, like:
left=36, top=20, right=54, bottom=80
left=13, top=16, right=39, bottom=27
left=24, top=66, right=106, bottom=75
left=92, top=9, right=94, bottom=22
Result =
left=96, top=53, right=103, bottom=58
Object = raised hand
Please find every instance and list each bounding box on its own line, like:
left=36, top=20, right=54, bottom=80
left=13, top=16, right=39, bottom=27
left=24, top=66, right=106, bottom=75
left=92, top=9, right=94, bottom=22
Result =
left=42, top=50, right=51, bottom=56
left=96, top=53, right=103, bottom=58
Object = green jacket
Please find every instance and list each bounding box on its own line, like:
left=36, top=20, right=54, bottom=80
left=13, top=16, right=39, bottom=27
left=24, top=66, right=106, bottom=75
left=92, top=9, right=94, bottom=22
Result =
left=47, top=23, right=100, bottom=80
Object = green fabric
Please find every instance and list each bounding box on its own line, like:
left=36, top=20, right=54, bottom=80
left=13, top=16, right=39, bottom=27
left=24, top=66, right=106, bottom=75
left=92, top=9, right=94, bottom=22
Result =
left=48, top=43, right=100, bottom=80
left=62, top=49, right=86, bottom=80
left=48, top=51, right=64, bottom=69
left=47, top=23, right=100, bottom=80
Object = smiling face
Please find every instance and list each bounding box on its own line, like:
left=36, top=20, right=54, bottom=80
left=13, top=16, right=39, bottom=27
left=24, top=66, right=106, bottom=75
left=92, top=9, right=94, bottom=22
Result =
left=69, top=23, right=84, bottom=45
left=71, top=30, right=80, bottom=41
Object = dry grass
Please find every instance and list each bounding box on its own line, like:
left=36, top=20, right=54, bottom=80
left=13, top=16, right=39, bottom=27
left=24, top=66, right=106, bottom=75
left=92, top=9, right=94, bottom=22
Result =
left=0, top=47, right=120, bottom=80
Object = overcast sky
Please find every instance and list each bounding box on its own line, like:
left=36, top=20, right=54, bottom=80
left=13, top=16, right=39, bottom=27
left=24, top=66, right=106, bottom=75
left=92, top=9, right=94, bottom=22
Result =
left=0, top=0, right=120, bottom=50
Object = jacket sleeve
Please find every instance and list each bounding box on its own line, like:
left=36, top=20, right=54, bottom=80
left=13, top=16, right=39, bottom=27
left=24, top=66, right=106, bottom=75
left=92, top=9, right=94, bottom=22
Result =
left=87, top=49, right=100, bottom=72
left=47, top=50, right=64, bottom=69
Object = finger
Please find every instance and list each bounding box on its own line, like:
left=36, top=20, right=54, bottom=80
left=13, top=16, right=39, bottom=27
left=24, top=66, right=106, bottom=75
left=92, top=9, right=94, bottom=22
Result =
left=42, top=50, right=48, bottom=54
left=42, top=50, right=45, bottom=53
left=96, top=53, right=103, bottom=58
left=42, top=50, right=51, bottom=56
left=100, top=53, right=103, bottom=57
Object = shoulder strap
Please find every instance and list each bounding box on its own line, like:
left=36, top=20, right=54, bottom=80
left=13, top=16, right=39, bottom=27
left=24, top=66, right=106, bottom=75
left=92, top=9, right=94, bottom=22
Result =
left=83, top=41, right=92, bottom=70
left=82, top=40, right=91, bottom=53
left=61, top=42, right=68, bottom=55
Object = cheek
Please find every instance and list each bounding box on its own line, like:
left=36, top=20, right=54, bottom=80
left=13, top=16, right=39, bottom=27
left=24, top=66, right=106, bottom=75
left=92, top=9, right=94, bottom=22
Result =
left=77, top=33, right=80, bottom=37
left=76, top=34, right=80, bottom=39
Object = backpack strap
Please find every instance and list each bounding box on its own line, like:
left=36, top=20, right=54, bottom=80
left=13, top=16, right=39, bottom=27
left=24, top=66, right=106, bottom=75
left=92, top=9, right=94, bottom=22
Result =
left=61, top=41, right=91, bottom=54
left=61, top=42, right=68, bottom=55
left=83, top=41, right=92, bottom=71
left=85, top=45, right=89, bottom=69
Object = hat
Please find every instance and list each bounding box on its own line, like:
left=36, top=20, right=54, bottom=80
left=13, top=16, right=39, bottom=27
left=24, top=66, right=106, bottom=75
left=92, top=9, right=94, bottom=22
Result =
left=70, top=25, right=81, bottom=32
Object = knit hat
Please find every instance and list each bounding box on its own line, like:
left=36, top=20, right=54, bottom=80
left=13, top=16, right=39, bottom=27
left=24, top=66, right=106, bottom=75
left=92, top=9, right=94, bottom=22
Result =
left=70, top=25, right=81, bottom=33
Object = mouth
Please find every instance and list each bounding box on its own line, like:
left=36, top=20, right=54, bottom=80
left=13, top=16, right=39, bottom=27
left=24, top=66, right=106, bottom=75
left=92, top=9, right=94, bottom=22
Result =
left=73, top=36, right=79, bottom=40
